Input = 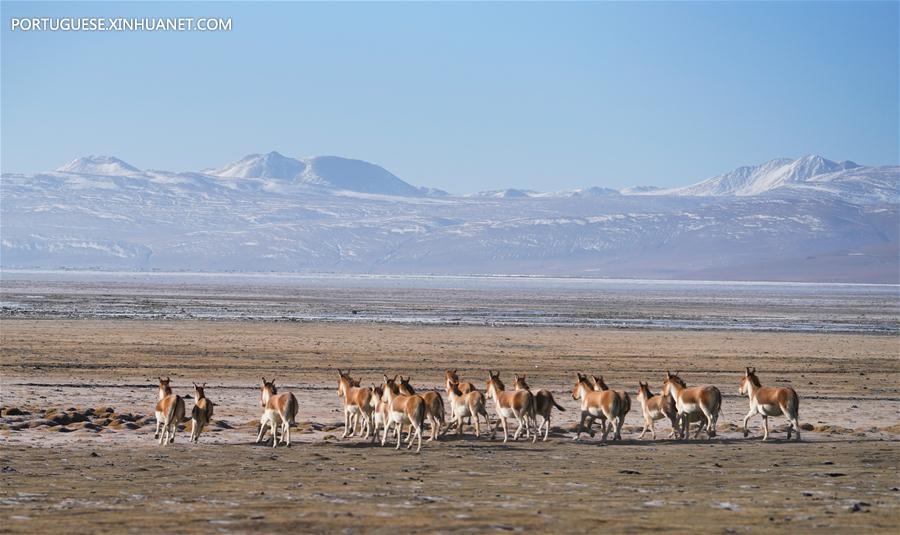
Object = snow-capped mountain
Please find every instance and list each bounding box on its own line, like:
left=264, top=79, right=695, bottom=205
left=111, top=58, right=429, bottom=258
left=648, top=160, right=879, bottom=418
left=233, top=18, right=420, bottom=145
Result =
left=1, top=153, right=897, bottom=282
left=205, top=151, right=307, bottom=180
left=55, top=155, right=142, bottom=176
left=205, top=151, right=424, bottom=196
left=661, top=155, right=893, bottom=202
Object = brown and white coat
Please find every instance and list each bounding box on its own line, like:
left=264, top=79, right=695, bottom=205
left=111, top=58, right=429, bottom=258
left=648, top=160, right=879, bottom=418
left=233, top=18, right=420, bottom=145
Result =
left=486, top=371, right=537, bottom=444
left=255, top=377, right=299, bottom=448
left=154, top=376, right=186, bottom=446
left=513, top=374, right=564, bottom=441
left=740, top=367, right=800, bottom=441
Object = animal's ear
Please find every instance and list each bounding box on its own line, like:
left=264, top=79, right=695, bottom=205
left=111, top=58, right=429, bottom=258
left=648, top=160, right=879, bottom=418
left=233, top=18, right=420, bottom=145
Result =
left=751, top=367, right=756, bottom=374
left=521, top=374, right=526, bottom=380
left=452, top=369, right=457, bottom=374
left=261, top=377, right=266, bottom=384
left=666, top=370, right=671, bottom=378
left=392, top=374, right=398, bottom=382
left=202, top=382, right=207, bottom=387
left=383, top=374, right=389, bottom=383
left=338, top=369, right=343, bottom=377
left=514, top=373, right=520, bottom=380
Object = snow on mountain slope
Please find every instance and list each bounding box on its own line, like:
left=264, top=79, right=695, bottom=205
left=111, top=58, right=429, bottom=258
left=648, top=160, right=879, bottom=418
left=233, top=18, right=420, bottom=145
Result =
left=665, top=155, right=871, bottom=197
left=56, top=156, right=142, bottom=176
left=204, top=151, right=423, bottom=196
left=205, top=151, right=307, bottom=180
left=301, top=156, right=423, bottom=196
left=1, top=153, right=897, bottom=282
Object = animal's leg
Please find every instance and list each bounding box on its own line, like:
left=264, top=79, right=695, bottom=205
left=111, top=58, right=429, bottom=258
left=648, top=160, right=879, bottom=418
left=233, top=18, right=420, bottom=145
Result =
left=512, top=414, right=523, bottom=441
left=762, top=416, right=769, bottom=441
left=742, top=408, right=756, bottom=438
left=342, top=410, right=351, bottom=439
left=154, top=413, right=162, bottom=440
left=381, top=421, right=391, bottom=447
left=573, top=411, right=587, bottom=441
left=270, top=418, right=279, bottom=448
left=483, top=410, right=494, bottom=437
left=255, top=417, right=268, bottom=444
left=501, top=417, right=509, bottom=444
left=427, top=415, right=436, bottom=442
left=600, top=417, right=611, bottom=442
left=786, top=407, right=800, bottom=441
left=543, top=415, right=550, bottom=442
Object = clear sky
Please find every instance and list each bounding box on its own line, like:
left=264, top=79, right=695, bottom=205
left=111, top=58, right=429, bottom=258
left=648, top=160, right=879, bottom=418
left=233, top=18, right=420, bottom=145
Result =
left=2, top=1, right=898, bottom=193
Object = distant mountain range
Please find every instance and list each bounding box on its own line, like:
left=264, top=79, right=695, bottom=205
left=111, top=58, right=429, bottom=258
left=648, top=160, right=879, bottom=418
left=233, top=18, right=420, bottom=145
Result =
left=1, top=152, right=897, bottom=282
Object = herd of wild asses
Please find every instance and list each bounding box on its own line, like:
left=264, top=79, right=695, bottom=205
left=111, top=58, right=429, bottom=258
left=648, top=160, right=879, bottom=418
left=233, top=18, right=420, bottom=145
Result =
left=154, top=368, right=801, bottom=453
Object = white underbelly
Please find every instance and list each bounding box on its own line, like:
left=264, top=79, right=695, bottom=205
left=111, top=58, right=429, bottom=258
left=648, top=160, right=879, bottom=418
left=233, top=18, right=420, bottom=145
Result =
left=586, top=406, right=605, bottom=418
left=389, top=410, right=410, bottom=425
left=498, top=407, right=517, bottom=419
left=679, top=402, right=700, bottom=415
left=758, top=404, right=783, bottom=416
left=453, top=405, right=473, bottom=419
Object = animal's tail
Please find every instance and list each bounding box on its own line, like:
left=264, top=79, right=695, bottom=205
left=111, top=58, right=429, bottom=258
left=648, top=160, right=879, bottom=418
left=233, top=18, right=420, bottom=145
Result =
left=621, top=391, right=631, bottom=416
left=435, top=393, right=446, bottom=426
left=713, top=387, right=722, bottom=416
left=285, top=393, right=299, bottom=425
left=549, top=392, right=566, bottom=412
left=413, top=398, right=427, bottom=428
left=166, top=395, right=181, bottom=426
left=786, top=388, right=800, bottom=420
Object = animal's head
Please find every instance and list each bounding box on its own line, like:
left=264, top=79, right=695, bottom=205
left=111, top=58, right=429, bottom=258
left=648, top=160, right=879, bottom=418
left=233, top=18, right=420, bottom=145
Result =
left=260, top=377, right=277, bottom=407
left=372, top=384, right=384, bottom=402
left=486, top=370, right=504, bottom=399
left=157, top=376, right=173, bottom=397
left=382, top=374, right=400, bottom=396
left=337, top=369, right=353, bottom=396
left=445, top=369, right=460, bottom=383
left=193, top=382, right=207, bottom=400
left=590, top=375, right=608, bottom=391
left=740, top=367, right=760, bottom=395
left=513, top=374, right=530, bottom=391
left=572, top=373, right=592, bottom=400
left=398, top=376, right=415, bottom=395
left=662, top=371, right=685, bottom=397
left=637, top=381, right=652, bottom=399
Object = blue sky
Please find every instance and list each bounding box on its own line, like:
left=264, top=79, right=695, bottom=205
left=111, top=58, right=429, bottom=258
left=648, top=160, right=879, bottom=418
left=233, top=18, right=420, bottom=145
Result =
left=2, top=1, right=898, bottom=193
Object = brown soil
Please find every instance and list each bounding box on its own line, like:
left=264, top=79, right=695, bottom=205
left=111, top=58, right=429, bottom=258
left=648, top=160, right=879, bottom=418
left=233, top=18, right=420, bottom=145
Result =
left=1, top=320, right=898, bottom=533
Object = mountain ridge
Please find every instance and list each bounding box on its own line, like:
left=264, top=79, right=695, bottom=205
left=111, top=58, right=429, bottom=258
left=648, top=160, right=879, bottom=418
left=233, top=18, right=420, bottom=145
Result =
left=1, top=152, right=897, bottom=282
left=29, top=152, right=895, bottom=202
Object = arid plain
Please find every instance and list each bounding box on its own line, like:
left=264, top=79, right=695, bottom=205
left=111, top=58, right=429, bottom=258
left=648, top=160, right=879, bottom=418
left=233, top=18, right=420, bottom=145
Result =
left=1, top=277, right=898, bottom=533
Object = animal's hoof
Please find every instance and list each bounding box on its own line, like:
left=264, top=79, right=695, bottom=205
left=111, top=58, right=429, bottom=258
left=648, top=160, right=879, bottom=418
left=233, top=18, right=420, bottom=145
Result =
left=743, top=429, right=749, bottom=438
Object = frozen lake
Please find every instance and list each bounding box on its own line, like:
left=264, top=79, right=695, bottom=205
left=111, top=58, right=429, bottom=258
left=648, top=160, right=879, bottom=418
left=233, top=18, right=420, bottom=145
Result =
left=2, top=270, right=898, bottom=333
